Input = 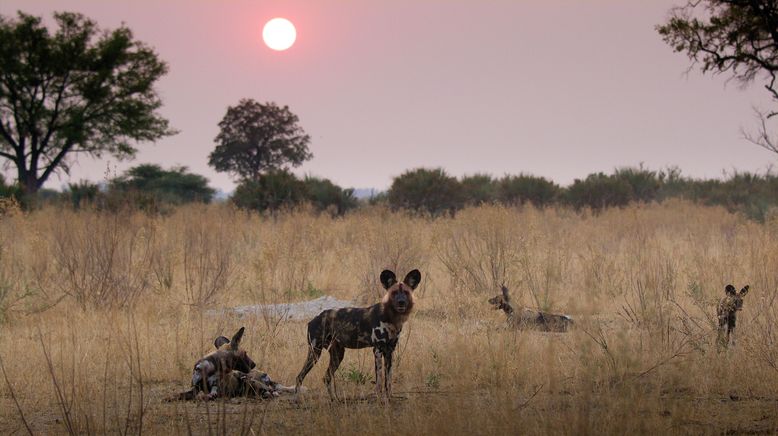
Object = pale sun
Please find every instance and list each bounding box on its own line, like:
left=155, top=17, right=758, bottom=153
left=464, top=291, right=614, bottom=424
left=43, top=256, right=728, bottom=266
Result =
left=262, top=18, right=296, bottom=51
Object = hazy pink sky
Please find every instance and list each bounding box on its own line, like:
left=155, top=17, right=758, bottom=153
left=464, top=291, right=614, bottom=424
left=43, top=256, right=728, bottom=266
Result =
left=2, top=0, right=776, bottom=192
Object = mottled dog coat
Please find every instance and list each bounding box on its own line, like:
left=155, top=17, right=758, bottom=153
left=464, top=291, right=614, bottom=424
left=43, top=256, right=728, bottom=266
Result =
left=168, top=328, right=300, bottom=401
left=295, top=269, right=421, bottom=400
left=220, top=369, right=299, bottom=399
left=717, top=284, right=749, bottom=349
left=169, top=327, right=256, bottom=401
left=488, top=286, right=573, bottom=332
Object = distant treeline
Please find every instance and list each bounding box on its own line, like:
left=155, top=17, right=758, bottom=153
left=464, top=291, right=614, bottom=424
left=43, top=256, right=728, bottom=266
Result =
left=379, top=166, right=778, bottom=221
left=3, top=165, right=778, bottom=221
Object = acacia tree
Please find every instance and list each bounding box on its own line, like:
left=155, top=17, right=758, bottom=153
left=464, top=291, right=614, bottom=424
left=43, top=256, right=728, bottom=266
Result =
left=0, top=12, right=174, bottom=194
left=208, top=99, right=312, bottom=181
left=657, top=1, right=778, bottom=153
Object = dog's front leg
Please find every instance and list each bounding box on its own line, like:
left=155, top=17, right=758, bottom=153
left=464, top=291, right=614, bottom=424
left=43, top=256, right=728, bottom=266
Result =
left=383, top=351, right=393, bottom=400
left=206, top=374, right=221, bottom=400
left=373, top=347, right=384, bottom=397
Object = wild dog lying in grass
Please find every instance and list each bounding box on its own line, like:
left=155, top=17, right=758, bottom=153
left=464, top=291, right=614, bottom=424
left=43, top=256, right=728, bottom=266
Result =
left=295, top=269, right=421, bottom=401
left=717, top=284, right=749, bottom=350
left=488, top=286, right=573, bottom=332
left=168, top=327, right=256, bottom=401
left=168, top=328, right=301, bottom=401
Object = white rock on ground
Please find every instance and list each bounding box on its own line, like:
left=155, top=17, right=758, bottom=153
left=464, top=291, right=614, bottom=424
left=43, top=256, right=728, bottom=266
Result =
left=206, top=296, right=355, bottom=320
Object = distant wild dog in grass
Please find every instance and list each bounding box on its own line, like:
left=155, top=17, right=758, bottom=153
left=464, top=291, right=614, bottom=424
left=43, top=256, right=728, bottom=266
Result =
left=488, top=286, right=573, bottom=332
left=295, top=269, right=421, bottom=401
left=717, top=284, right=749, bottom=350
left=168, top=327, right=256, bottom=401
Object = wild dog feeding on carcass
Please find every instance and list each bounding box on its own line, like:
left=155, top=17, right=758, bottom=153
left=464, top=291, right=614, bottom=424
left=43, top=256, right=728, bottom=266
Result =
left=488, top=286, right=573, bottom=332
left=717, top=284, right=749, bottom=350
left=295, top=269, right=421, bottom=401
left=168, top=327, right=298, bottom=401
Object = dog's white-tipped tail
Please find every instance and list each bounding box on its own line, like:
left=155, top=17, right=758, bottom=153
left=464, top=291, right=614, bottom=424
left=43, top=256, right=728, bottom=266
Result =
left=277, top=384, right=306, bottom=394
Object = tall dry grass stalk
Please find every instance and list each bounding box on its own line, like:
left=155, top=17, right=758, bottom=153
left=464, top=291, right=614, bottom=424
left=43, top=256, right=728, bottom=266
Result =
left=176, top=206, right=239, bottom=308
left=0, top=201, right=777, bottom=434
left=49, top=209, right=155, bottom=310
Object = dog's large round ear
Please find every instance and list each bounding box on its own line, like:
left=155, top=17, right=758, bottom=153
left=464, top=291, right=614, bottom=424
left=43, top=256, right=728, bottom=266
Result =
left=740, top=285, right=750, bottom=296
left=380, top=270, right=397, bottom=290
left=214, top=336, right=230, bottom=349
left=501, top=285, right=511, bottom=302
left=725, top=284, right=736, bottom=296
left=402, top=269, right=421, bottom=290
left=230, top=327, right=245, bottom=350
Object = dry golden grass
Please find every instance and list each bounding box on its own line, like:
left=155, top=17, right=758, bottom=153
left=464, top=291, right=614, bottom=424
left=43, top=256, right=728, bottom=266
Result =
left=1, top=201, right=778, bottom=434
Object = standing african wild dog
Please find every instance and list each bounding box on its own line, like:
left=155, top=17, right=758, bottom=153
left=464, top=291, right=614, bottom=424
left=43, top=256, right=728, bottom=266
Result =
left=717, top=284, right=749, bottom=350
left=170, top=327, right=256, bottom=401
left=295, top=269, right=421, bottom=400
left=488, top=286, right=573, bottom=332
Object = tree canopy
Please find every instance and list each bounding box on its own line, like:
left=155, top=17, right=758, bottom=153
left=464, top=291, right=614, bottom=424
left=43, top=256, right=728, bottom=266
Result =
left=0, top=11, right=174, bottom=194
left=209, top=99, right=312, bottom=181
left=111, top=163, right=215, bottom=204
left=387, top=168, right=464, bottom=216
left=657, top=0, right=778, bottom=153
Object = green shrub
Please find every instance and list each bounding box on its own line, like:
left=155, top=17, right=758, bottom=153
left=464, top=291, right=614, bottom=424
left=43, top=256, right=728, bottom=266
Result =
left=111, top=164, right=215, bottom=206
left=460, top=174, right=496, bottom=206
left=303, top=176, right=358, bottom=215
left=656, top=166, right=686, bottom=200
left=496, top=174, right=560, bottom=207
left=425, top=372, right=441, bottom=389
left=613, top=166, right=661, bottom=203
left=231, top=170, right=307, bottom=212
left=66, top=180, right=101, bottom=209
left=671, top=171, right=778, bottom=221
left=564, top=172, right=633, bottom=211
left=388, top=167, right=464, bottom=216
left=341, top=364, right=369, bottom=385
left=0, top=174, right=21, bottom=199
left=367, top=191, right=388, bottom=206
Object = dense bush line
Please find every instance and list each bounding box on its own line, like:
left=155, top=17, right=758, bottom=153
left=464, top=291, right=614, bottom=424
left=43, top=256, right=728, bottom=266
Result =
left=384, top=166, right=778, bottom=221
left=3, top=165, right=778, bottom=220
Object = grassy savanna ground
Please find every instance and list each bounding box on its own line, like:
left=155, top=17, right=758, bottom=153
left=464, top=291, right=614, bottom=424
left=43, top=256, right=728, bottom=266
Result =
left=1, top=202, right=778, bottom=434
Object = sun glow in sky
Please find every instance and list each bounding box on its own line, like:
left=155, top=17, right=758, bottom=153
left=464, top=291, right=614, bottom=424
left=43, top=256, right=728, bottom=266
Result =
left=263, top=18, right=296, bottom=51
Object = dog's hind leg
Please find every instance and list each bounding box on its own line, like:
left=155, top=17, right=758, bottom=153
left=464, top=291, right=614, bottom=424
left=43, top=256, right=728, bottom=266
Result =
left=324, top=342, right=345, bottom=401
left=295, top=340, right=323, bottom=394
